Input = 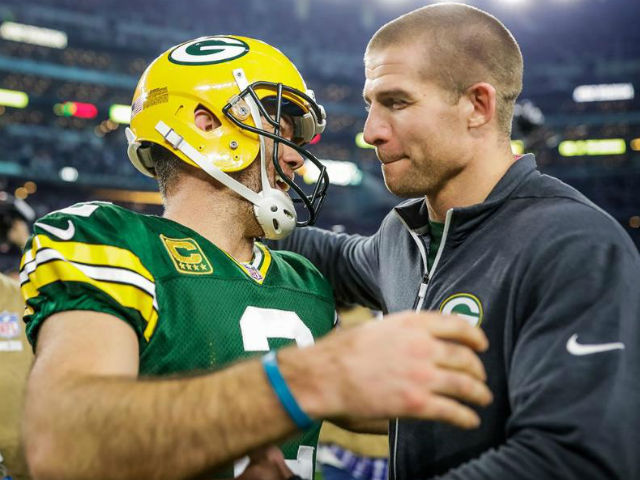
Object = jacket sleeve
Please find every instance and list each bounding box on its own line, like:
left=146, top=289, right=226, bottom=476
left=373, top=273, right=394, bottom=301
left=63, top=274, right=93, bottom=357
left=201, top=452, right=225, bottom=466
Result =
left=273, top=225, right=385, bottom=311
left=437, top=227, right=640, bottom=480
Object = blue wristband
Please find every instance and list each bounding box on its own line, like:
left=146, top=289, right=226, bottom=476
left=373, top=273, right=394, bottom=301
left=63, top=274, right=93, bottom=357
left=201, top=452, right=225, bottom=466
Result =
left=262, top=351, right=314, bottom=430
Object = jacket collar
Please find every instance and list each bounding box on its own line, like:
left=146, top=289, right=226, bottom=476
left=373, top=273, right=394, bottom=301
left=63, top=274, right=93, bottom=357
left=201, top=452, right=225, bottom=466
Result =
left=394, top=154, right=538, bottom=238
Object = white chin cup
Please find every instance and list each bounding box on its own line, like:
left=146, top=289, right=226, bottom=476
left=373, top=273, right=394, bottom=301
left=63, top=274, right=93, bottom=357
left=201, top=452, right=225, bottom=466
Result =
left=253, top=189, right=297, bottom=240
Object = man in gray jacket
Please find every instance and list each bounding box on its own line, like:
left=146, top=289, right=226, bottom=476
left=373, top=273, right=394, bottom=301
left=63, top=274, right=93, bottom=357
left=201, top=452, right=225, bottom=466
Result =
left=278, top=4, right=640, bottom=479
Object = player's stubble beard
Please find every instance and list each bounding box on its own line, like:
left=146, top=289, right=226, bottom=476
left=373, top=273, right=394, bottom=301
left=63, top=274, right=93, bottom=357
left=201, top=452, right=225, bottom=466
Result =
left=229, top=155, right=268, bottom=239
left=382, top=155, right=464, bottom=199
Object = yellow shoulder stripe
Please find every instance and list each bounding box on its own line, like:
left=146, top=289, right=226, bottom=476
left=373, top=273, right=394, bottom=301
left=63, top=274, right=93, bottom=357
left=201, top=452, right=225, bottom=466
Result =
left=21, top=237, right=159, bottom=341
left=31, top=234, right=154, bottom=282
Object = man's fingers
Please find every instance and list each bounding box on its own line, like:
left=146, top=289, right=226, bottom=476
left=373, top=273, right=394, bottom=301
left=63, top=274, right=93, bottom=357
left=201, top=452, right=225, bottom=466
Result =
left=429, top=369, right=493, bottom=407
left=425, top=315, right=489, bottom=352
left=262, top=446, right=293, bottom=478
left=247, top=446, right=272, bottom=463
left=244, top=446, right=293, bottom=480
left=420, top=395, right=482, bottom=429
left=248, top=446, right=290, bottom=470
left=434, top=341, right=487, bottom=381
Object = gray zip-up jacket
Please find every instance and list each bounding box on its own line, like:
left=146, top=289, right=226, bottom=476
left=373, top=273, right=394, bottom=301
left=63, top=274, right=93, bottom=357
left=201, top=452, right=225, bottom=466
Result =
left=277, top=154, right=640, bottom=479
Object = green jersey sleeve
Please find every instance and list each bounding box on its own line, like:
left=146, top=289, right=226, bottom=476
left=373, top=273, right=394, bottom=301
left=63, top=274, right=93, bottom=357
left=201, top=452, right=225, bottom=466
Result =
left=19, top=202, right=158, bottom=348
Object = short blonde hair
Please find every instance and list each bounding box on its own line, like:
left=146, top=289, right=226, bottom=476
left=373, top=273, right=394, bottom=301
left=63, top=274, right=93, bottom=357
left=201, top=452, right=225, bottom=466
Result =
left=366, top=3, right=523, bottom=136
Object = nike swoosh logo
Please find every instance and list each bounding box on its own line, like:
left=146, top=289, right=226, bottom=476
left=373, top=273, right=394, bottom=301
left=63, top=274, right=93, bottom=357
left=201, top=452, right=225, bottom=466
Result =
left=35, top=220, right=75, bottom=240
left=566, top=334, right=625, bottom=356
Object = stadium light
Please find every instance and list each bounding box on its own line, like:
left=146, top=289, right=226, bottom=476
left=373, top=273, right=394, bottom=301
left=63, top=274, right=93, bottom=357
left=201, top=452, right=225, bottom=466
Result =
left=109, top=104, right=131, bottom=124
left=59, top=166, right=79, bottom=182
left=54, top=101, right=98, bottom=119
left=572, top=83, right=634, bottom=103
left=511, top=140, right=524, bottom=155
left=355, top=132, right=375, bottom=150
left=558, top=139, right=626, bottom=157
left=94, top=189, right=163, bottom=205
left=0, top=21, right=67, bottom=49
left=24, top=181, right=37, bottom=194
left=0, top=88, right=29, bottom=109
left=14, top=187, right=28, bottom=200
left=630, top=138, right=640, bottom=151
left=302, top=159, right=363, bottom=187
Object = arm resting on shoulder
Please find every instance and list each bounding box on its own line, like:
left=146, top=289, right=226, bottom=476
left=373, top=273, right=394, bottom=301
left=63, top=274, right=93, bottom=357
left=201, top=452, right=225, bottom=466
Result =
left=274, top=226, right=383, bottom=309
left=24, top=311, right=301, bottom=480
left=25, top=309, right=493, bottom=480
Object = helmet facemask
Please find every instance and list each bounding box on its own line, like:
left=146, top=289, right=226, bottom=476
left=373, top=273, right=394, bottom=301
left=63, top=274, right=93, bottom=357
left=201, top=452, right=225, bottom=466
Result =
left=223, top=72, right=329, bottom=229
left=126, top=36, right=329, bottom=240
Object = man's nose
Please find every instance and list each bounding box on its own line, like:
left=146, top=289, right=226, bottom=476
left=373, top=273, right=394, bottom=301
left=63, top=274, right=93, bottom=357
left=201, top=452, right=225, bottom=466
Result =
left=363, top=106, right=391, bottom=147
left=278, top=142, right=304, bottom=173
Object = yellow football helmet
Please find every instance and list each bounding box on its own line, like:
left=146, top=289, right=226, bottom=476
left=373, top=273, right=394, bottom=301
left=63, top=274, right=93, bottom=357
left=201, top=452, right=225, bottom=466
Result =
left=126, top=35, right=328, bottom=239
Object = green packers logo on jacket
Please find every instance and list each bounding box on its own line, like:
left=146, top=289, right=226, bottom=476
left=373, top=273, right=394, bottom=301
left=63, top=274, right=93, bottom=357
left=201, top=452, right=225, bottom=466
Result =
left=439, top=293, right=483, bottom=327
left=160, top=235, right=213, bottom=275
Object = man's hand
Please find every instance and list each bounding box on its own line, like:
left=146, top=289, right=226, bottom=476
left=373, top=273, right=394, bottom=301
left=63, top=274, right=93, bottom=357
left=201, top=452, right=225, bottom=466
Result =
left=235, top=446, right=294, bottom=480
left=281, top=310, right=492, bottom=429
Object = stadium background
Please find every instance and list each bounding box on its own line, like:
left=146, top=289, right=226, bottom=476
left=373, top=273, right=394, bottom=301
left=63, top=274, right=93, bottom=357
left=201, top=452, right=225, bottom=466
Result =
left=0, top=0, right=637, bottom=478
left=0, top=0, right=639, bottom=272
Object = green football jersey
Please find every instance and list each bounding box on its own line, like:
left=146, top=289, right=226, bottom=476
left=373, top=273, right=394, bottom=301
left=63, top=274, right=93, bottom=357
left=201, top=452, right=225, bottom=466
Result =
left=20, top=201, right=336, bottom=479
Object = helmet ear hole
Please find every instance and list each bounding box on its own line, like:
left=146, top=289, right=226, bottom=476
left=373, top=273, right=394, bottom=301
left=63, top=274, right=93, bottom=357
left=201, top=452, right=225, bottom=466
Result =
left=129, top=35, right=327, bottom=230
left=194, top=104, right=222, bottom=132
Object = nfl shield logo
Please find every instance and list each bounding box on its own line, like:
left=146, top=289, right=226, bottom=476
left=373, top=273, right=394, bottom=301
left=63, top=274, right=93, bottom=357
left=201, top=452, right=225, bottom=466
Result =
left=245, top=265, right=263, bottom=282
left=0, top=311, right=20, bottom=339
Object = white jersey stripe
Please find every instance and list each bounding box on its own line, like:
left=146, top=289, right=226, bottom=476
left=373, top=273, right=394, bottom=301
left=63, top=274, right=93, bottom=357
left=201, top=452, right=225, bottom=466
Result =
left=21, top=247, right=157, bottom=302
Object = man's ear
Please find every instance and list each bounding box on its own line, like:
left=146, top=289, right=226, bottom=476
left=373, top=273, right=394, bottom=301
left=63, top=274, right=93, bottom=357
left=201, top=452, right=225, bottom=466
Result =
left=194, top=105, right=222, bottom=132
left=465, top=82, right=496, bottom=129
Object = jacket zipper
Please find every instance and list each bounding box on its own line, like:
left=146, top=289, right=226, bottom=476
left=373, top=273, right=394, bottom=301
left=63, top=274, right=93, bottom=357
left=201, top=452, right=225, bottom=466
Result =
left=411, top=208, right=453, bottom=312
left=392, top=208, right=454, bottom=480
left=413, top=273, right=429, bottom=312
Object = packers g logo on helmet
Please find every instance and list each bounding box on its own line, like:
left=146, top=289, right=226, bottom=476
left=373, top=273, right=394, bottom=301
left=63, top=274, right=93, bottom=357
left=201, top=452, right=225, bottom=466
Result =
left=125, top=35, right=329, bottom=240
left=169, top=37, right=250, bottom=65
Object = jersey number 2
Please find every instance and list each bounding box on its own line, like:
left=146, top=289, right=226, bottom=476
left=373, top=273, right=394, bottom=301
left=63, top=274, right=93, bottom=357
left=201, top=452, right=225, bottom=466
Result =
left=235, top=306, right=315, bottom=479
left=240, top=305, right=315, bottom=350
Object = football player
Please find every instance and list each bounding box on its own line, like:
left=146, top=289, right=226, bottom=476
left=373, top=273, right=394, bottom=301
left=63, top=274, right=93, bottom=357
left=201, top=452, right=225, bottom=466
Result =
left=0, top=194, right=34, bottom=480
left=20, top=36, right=491, bottom=480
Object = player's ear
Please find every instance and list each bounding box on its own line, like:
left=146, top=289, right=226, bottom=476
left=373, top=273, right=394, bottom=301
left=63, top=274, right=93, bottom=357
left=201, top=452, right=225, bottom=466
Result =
left=464, top=82, right=496, bottom=130
left=194, top=105, right=221, bottom=132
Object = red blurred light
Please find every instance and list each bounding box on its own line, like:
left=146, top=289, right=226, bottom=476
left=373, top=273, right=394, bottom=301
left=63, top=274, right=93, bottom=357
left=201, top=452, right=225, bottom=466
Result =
left=71, top=102, right=98, bottom=119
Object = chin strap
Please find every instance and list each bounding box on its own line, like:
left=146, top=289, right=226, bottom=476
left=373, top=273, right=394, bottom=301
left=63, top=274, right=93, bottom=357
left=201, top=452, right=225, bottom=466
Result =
left=232, top=68, right=275, bottom=198
left=155, top=120, right=261, bottom=204
left=154, top=120, right=296, bottom=240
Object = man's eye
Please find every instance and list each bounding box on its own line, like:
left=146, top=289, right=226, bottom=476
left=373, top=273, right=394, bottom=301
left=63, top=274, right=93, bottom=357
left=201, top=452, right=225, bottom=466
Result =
left=378, top=96, right=408, bottom=109
left=279, top=117, right=294, bottom=139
